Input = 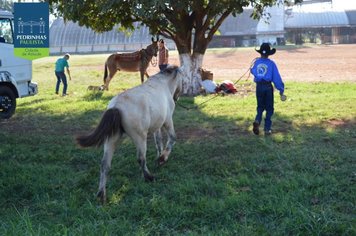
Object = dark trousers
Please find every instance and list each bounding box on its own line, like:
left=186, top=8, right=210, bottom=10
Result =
left=55, top=71, right=67, bottom=95
left=255, top=82, right=274, bottom=131
left=159, top=64, right=168, bottom=72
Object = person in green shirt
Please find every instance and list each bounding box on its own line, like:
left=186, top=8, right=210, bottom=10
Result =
left=55, top=53, right=72, bottom=96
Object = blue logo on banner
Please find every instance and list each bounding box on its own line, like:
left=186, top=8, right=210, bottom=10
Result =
left=14, top=2, right=49, bottom=60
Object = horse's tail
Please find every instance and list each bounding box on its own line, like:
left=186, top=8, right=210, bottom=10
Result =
left=103, top=62, right=108, bottom=84
left=76, top=108, right=123, bottom=147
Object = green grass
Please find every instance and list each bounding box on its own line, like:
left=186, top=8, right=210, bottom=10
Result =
left=0, top=53, right=355, bottom=235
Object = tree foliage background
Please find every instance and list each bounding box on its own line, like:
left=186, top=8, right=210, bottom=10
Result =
left=0, top=0, right=14, bottom=11
left=48, top=0, right=303, bottom=94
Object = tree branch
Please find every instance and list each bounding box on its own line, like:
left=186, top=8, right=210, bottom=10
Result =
left=206, top=9, right=231, bottom=41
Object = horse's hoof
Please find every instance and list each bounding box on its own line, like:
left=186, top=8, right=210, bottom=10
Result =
left=158, top=155, right=168, bottom=166
left=158, top=160, right=166, bottom=166
left=96, top=190, right=106, bottom=204
left=144, top=173, right=154, bottom=182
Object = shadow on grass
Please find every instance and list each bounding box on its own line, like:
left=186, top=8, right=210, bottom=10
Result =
left=17, top=98, right=47, bottom=107
left=0, top=94, right=355, bottom=235
left=82, top=90, right=105, bottom=101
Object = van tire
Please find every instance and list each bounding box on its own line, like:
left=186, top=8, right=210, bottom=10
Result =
left=0, top=86, right=16, bottom=119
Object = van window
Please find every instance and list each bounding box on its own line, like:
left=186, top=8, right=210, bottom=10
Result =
left=0, top=18, right=14, bottom=44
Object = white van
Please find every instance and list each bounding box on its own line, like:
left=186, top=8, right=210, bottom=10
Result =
left=0, top=9, right=38, bottom=119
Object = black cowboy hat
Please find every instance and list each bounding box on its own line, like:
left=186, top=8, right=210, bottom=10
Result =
left=255, top=43, right=276, bottom=56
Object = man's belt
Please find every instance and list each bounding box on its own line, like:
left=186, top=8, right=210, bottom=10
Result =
left=257, top=80, right=272, bottom=85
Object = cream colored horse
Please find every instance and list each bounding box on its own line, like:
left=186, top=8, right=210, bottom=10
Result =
left=76, top=66, right=183, bottom=203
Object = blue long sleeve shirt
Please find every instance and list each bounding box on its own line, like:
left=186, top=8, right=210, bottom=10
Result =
left=250, top=58, right=284, bottom=94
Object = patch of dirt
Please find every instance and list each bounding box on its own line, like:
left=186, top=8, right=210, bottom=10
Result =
left=324, top=118, right=356, bottom=130
left=326, top=118, right=346, bottom=127
left=176, top=127, right=215, bottom=140
left=147, top=44, right=356, bottom=83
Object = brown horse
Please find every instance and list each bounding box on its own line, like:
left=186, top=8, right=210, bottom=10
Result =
left=102, top=38, right=159, bottom=90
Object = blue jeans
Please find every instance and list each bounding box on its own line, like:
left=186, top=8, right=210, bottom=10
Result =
left=255, top=82, right=274, bottom=131
left=55, top=71, right=67, bottom=95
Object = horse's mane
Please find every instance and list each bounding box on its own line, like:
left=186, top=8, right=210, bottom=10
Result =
left=141, top=66, right=180, bottom=88
left=160, top=65, right=179, bottom=75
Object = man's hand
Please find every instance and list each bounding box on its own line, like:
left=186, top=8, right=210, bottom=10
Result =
left=280, top=94, right=287, bottom=101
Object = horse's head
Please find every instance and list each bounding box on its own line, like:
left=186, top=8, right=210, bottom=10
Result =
left=148, top=37, right=159, bottom=57
left=161, top=65, right=183, bottom=101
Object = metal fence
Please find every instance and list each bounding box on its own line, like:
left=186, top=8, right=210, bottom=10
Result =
left=50, top=42, right=177, bottom=55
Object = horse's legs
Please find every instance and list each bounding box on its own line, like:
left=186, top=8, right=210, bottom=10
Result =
left=158, top=120, right=176, bottom=166
left=97, top=134, right=119, bottom=204
left=153, top=129, right=163, bottom=159
left=104, top=73, right=115, bottom=90
left=132, top=133, right=154, bottom=181
left=104, top=67, right=117, bottom=90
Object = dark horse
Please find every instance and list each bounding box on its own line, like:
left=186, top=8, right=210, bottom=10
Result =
left=102, top=38, right=159, bottom=90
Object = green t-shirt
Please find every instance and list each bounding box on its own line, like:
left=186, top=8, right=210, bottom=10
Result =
left=55, top=58, right=69, bottom=72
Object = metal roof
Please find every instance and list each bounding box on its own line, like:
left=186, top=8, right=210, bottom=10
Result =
left=346, top=10, right=356, bottom=25
left=284, top=2, right=354, bottom=28
left=49, top=18, right=152, bottom=46
left=285, top=11, right=349, bottom=28
left=219, top=9, right=258, bottom=36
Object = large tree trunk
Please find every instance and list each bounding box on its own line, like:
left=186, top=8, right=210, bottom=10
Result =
left=173, top=24, right=210, bottom=96
left=174, top=30, right=209, bottom=96
left=179, top=53, right=204, bottom=96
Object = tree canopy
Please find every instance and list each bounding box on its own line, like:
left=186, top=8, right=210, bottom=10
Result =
left=0, top=0, right=14, bottom=11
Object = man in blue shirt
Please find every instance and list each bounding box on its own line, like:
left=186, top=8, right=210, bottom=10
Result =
left=55, top=53, right=72, bottom=96
left=250, top=43, right=285, bottom=135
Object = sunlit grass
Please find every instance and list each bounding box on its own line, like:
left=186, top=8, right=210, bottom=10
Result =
left=0, top=53, right=355, bottom=235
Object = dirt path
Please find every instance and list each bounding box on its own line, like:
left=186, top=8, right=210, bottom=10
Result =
left=148, top=44, right=356, bottom=82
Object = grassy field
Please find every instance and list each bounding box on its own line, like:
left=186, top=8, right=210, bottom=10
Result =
left=0, top=52, right=355, bottom=235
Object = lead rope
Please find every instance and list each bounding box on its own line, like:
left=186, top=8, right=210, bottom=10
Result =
left=176, top=58, right=258, bottom=110
left=151, top=56, right=157, bottom=67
